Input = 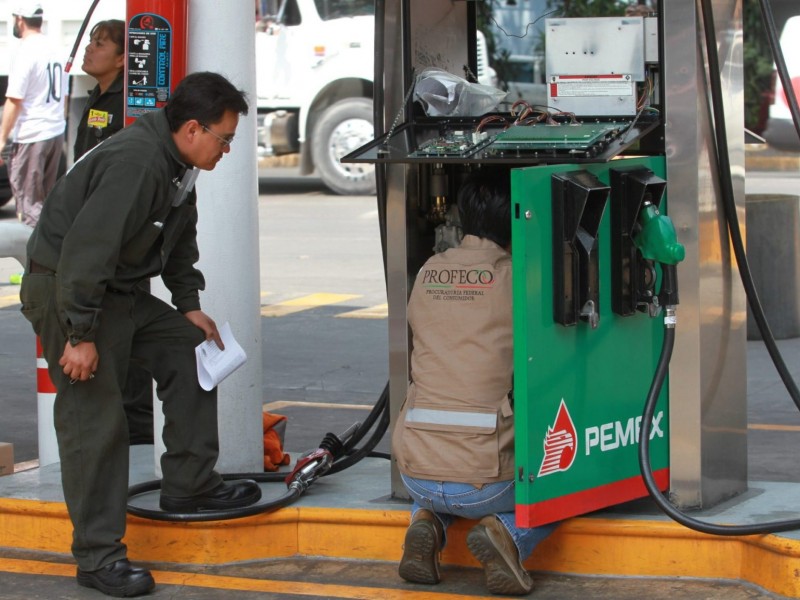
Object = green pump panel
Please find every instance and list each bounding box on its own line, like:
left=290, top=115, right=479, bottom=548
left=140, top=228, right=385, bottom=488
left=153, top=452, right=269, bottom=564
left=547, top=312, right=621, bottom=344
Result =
left=512, top=156, right=670, bottom=527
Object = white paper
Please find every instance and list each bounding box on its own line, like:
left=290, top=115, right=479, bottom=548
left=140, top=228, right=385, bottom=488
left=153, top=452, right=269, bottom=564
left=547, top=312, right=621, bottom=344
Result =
left=195, top=322, right=247, bottom=391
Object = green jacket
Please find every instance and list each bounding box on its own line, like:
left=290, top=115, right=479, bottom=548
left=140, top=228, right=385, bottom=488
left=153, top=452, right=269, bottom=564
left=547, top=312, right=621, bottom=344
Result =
left=27, top=109, right=204, bottom=346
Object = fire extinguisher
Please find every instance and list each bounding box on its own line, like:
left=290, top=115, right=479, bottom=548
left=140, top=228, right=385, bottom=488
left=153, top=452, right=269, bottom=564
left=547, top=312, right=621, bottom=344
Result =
left=124, top=0, right=188, bottom=125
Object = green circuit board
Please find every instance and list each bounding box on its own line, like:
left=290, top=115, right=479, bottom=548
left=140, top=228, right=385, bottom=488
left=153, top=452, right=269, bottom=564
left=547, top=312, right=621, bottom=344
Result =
left=491, top=121, right=627, bottom=151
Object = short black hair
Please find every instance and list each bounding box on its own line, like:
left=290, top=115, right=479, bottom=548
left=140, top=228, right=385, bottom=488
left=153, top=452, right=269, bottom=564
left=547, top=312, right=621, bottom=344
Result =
left=457, top=167, right=512, bottom=248
left=164, top=71, right=249, bottom=132
left=89, top=19, right=125, bottom=55
left=21, top=16, right=42, bottom=28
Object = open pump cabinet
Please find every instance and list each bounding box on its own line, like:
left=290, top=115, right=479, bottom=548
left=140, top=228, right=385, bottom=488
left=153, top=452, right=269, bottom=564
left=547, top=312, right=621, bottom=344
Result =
left=344, top=0, right=753, bottom=527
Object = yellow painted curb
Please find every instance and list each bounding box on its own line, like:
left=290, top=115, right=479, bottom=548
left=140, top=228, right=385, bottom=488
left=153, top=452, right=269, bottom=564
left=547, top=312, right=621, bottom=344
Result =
left=0, top=498, right=798, bottom=598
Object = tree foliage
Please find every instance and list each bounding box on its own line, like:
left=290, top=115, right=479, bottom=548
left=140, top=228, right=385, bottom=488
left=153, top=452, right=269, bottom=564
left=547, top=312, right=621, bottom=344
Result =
left=546, top=0, right=631, bottom=17
left=743, top=0, right=774, bottom=132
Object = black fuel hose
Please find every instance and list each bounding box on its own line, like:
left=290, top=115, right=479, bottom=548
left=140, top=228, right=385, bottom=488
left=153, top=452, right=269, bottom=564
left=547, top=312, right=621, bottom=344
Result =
left=65, top=0, right=101, bottom=73
left=127, top=473, right=298, bottom=523
left=329, top=382, right=390, bottom=475
left=638, top=299, right=800, bottom=535
left=700, top=0, right=800, bottom=412
left=636, top=0, right=800, bottom=538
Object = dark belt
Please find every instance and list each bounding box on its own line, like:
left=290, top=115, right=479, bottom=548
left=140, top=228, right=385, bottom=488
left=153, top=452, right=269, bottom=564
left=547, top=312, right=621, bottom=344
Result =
left=29, top=260, right=55, bottom=275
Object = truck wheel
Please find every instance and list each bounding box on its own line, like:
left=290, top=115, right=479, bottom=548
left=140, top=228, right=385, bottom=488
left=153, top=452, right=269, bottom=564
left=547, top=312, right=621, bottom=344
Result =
left=312, top=98, right=376, bottom=196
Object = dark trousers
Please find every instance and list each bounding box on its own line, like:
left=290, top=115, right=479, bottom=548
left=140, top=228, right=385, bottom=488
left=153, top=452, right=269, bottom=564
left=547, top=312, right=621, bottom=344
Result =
left=123, top=363, right=155, bottom=444
left=126, top=280, right=154, bottom=445
left=20, top=273, right=223, bottom=571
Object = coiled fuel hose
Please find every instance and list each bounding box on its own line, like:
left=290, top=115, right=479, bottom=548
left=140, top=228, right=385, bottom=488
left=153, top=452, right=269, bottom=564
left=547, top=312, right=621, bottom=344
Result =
left=128, top=386, right=390, bottom=522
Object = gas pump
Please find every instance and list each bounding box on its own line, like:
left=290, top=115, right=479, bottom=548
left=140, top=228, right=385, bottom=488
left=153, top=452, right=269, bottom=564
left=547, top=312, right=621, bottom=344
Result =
left=344, top=1, right=680, bottom=526
left=343, top=0, right=800, bottom=535
left=124, top=0, right=188, bottom=125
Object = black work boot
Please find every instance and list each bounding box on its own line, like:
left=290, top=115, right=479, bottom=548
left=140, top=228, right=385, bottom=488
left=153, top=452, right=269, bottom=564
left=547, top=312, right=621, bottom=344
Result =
left=466, top=515, right=533, bottom=595
left=76, top=558, right=155, bottom=597
left=159, top=479, right=262, bottom=512
left=398, top=508, right=443, bottom=584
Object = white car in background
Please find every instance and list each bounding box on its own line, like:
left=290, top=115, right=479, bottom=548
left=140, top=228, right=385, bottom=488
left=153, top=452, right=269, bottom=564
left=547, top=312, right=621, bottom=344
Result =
left=763, top=15, right=800, bottom=151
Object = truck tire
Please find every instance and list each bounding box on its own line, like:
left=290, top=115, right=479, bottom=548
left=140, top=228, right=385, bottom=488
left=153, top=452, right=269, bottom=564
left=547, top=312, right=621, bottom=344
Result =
left=312, top=98, right=376, bottom=196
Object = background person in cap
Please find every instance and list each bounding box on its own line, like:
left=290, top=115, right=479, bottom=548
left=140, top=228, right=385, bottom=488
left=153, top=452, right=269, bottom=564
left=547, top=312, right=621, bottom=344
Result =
left=20, top=71, right=260, bottom=597
left=0, top=0, right=66, bottom=228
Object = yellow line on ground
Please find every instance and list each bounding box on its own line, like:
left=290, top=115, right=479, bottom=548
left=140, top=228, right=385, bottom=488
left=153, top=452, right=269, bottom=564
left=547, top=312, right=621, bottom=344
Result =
left=0, top=293, right=20, bottom=309
left=748, top=423, right=800, bottom=432
left=0, top=557, right=481, bottom=600
left=260, top=293, right=360, bottom=317
left=0, top=557, right=74, bottom=577
left=336, top=303, right=388, bottom=319
left=264, top=400, right=373, bottom=411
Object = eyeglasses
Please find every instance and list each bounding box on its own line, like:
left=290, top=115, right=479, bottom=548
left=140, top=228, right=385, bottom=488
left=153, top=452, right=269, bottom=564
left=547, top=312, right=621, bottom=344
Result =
left=200, top=124, right=235, bottom=149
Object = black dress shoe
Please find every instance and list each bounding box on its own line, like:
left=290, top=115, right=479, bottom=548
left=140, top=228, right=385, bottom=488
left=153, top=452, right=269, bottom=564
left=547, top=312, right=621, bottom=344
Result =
left=159, top=479, right=262, bottom=512
left=76, top=558, right=155, bottom=597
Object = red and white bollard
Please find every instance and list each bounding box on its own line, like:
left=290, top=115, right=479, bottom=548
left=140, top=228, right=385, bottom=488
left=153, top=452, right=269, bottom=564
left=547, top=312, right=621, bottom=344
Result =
left=36, top=337, right=59, bottom=466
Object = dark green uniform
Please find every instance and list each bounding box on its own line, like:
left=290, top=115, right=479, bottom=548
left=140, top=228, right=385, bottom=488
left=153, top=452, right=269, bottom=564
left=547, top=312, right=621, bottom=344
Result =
left=73, top=72, right=124, bottom=160
left=20, top=109, right=223, bottom=572
left=73, top=71, right=155, bottom=445
left=73, top=71, right=154, bottom=445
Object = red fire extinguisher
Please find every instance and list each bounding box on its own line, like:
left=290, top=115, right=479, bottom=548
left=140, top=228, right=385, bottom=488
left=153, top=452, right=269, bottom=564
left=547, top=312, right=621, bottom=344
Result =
left=124, top=0, right=188, bottom=125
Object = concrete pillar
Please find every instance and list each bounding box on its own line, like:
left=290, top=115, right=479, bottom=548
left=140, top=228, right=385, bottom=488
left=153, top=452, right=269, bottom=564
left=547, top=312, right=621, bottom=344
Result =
left=154, top=0, right=262, bottom=474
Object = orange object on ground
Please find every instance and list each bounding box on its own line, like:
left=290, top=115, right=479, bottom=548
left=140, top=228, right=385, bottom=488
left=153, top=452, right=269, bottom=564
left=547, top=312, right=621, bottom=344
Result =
left=263, top=412, right=290, bottom=471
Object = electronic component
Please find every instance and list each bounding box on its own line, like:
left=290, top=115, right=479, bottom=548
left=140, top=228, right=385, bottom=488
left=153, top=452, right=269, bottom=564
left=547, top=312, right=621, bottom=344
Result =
left=410, top=130, right=493, bottom=157
left=487, top=121, right=628, bottom=157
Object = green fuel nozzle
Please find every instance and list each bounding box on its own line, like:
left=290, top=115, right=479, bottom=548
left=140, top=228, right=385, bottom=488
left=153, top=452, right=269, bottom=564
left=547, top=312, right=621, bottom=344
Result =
left=635, top=203, right=685, bottom=266
left=634, top=203, right=685, bottom=308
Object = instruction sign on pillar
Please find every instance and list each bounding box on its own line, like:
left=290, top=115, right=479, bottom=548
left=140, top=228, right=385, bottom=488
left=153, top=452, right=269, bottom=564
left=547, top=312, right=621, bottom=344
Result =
left=125, top=1, right=188, bottom=125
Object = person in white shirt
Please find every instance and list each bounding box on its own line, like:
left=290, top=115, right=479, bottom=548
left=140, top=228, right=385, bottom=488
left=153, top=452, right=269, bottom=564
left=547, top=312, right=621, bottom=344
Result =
left=0, top=1, right=67, bottom=227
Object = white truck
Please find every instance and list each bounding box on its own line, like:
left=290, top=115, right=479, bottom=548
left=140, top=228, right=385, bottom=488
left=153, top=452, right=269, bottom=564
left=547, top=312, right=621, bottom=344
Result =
left=255, top=0, right=497, bottom=196
left=255, top=0, right=377, bottom=195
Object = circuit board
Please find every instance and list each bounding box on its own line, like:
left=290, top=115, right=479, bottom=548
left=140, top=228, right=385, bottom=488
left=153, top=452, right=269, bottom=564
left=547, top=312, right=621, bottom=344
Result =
left=488, top=121, right=628, bottom=156
left=410, top=131, right=493, bottom=158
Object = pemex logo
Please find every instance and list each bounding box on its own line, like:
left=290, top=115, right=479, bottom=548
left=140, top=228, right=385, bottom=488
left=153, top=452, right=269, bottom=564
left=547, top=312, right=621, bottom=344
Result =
left=537, top=399, right=578, bottom=477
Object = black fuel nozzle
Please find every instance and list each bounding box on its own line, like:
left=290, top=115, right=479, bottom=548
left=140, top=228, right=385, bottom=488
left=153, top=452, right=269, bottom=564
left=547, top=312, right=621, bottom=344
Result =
left=658, top=263, right=680, bottom=308
left=285, top=422, right=362, bottom=491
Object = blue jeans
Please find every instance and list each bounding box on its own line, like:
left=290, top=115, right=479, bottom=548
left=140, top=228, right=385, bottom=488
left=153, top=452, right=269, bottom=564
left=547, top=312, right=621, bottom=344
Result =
left=401, top=474, right=558, bottom=560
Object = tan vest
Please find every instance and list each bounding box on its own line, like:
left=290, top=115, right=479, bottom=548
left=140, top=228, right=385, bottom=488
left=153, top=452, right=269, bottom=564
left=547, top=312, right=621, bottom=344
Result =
left=391, top=235, right=515, bottom=484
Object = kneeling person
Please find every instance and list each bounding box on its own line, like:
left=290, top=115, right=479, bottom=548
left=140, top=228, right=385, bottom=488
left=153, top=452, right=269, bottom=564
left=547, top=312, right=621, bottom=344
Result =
left=392, top=168, right=558, bottom=595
